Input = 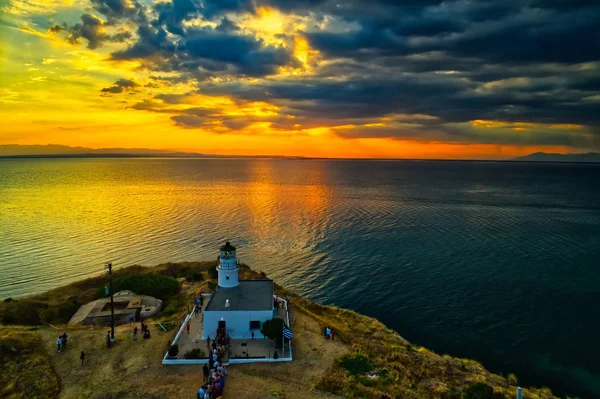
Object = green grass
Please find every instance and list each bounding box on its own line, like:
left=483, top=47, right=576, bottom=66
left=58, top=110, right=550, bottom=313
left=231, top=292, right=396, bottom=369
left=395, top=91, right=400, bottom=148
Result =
left=94, top=273, right=179, bottom=301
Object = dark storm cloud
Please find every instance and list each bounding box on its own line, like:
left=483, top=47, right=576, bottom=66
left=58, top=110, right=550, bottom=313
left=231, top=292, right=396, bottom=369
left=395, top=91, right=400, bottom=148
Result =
left=66, top=14, right=106, bottom=49
left=62, top=13, right=133, bottom=49
left=71, top=0, right=600, bottom=148
left=90, top=0, right=147, bottom=24
left=100, top=78, right=139, bottom=94
left=111, top=22, right=299, bottom=78
left=48, top=24, right=65, bottom=33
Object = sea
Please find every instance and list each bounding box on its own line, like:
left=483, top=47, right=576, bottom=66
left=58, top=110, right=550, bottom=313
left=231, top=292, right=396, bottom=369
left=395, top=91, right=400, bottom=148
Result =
left=0, top=158, right=599, bottom=398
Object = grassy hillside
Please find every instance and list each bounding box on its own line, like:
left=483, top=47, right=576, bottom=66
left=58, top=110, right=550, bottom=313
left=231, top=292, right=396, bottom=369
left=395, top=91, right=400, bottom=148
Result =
left=0, top=327, right=61, bottom=399
left=0, top=261, right=567, bottom=399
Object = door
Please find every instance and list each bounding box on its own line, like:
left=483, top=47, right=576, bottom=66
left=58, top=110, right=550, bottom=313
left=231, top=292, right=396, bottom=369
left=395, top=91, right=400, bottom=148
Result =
left=218, top=320, right=226, bottom=330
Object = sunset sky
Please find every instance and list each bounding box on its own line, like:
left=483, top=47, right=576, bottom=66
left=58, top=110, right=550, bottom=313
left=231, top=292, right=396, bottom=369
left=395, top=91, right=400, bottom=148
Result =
left=1, top=0, right=599, bottom=159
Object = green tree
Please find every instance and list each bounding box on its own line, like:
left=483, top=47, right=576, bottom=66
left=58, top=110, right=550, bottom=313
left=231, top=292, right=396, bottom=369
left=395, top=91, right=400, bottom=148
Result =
left=261, top=317, right=284, bottom=346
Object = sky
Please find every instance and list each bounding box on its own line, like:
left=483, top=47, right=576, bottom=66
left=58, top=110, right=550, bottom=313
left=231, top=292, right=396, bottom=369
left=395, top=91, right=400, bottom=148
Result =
left=1, top=0, right=599, bottom=159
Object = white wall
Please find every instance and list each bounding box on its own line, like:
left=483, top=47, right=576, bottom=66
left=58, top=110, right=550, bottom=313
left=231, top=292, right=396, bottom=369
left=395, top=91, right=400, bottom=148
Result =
left=203, top=310, right=273, bottom=339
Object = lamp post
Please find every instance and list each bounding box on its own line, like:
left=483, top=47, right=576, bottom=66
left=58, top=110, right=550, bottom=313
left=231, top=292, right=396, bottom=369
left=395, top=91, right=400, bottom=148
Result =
left=105, top=262, right=115, bottom=340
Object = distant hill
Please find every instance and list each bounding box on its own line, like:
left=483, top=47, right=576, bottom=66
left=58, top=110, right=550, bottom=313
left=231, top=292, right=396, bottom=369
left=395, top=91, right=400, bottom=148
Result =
left=0, top=145, right=308, bottom=159
left=514, top=152, right=600, bottom=163
left=0, top=144, right=207, bottom=158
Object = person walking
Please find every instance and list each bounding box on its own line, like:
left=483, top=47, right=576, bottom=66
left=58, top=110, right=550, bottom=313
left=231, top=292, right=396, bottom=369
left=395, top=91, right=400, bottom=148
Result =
left=206, top=335, right=211, bottom=349
left=203, top=364, right=209, bottom=381
left=187, top=322, right=190, bottom=335
left=57, top=336, right=62, bottom=353
left=80, top=351, right=85, bottom=367
left=133, top=326, right=138, bottom=341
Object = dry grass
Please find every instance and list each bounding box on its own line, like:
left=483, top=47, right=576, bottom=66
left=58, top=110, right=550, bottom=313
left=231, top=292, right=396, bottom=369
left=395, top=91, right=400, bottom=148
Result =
left=1, top=262, right=564, bottom=399
left=0, top=327, right=61, bottom=399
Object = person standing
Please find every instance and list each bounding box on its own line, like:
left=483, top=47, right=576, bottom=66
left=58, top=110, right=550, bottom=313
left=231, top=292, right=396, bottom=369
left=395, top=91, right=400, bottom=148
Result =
left=187, top=322, right=190, bottom=335
left=57, top=336, right=62, bottom=353
left=206, top=335, right=211, bottom=349
left=202, top=364, right=209, bottom=381
left=80, top=351, right=85, bottom=367
left=133, top=326, right=138, bottom=341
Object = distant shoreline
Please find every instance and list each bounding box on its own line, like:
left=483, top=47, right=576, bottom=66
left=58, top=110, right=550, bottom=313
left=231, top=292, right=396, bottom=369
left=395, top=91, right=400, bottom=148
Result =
left=1, top=154, right=600, bottom=164
left=1, top=145, right=598, bottom=162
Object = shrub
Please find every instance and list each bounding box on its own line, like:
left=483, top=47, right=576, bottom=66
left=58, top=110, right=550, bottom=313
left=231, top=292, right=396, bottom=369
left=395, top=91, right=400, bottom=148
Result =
left=183, top=348, right=206, bottom=359
left=261, top=317, right=285, bottom=346
left=209, top=267, right=218, bottom=280
left=96, top=273, right=179, bottom=301
left=1, top=301, right=43, bottom=325
left=4, top=298, right=13, bottom=303
left=462, top=382, right=494, bottom=399
left=185, top=270, right=204, bottom=282
left=168, top=344, right=179, bottom=357
left=339, top=353, right=373, bottom=375
left=507, top=373, right=518, bottom=386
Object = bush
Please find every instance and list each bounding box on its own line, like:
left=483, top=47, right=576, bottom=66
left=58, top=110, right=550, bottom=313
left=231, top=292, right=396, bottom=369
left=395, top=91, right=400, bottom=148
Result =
left=339, top=353, right=373, bottom=375
left=1, top=301, right=43, bottom=325
left=207, top=281, right=217, bottom=292
left=209, top=267, right=218, bottom=280
left=96, top=273, right=179, bottom=301
left=183, top=348, right=206, bottom=359
left=507, top=373, right=518, bottom=386
left=168, top=344, right=179, bottom=357
left=185, top=270, right=204, bottom=282
left=462, top=382, right=494, bottom=399
left=261, top=317, right=285, bottom=346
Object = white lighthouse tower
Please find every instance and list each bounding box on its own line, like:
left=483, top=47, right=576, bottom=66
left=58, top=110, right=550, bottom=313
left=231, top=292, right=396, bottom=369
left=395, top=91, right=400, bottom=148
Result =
left=217, top=241, right=239, bottom=288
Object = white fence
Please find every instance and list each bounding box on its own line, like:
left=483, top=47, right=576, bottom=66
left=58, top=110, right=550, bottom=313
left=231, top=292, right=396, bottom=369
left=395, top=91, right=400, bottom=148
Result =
left=162, top=293, right=293, bottom=365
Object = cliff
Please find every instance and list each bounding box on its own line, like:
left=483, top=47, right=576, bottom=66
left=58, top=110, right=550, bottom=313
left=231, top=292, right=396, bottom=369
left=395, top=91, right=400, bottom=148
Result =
left=0, top=261, right=563, bottom=399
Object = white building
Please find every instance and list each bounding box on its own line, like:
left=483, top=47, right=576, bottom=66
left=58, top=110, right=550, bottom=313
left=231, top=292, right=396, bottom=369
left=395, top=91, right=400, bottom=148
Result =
left=203, top=241, right=274, bottom=339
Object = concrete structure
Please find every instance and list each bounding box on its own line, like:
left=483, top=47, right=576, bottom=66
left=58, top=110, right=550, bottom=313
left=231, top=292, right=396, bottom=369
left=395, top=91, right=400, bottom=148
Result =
left=203, top=242, right=275, bottom=339
left=68, top=290, right=163, bottom=326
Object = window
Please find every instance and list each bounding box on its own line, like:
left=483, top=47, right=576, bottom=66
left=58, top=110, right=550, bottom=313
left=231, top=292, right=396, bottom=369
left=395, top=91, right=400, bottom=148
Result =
left=226, top=275, right=230, bottom=280
left=249, top=320, right=261, bottom=330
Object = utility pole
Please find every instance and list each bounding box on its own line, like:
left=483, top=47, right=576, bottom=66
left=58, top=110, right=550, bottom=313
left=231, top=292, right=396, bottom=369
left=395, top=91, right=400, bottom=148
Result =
left=105, top=262, right=115, bottom=340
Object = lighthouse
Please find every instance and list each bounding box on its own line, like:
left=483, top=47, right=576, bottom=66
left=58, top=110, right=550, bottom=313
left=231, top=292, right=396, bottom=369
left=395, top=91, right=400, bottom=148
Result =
left=217, top=241, right=239, bottom=288
left=203, top=241, right=275, bottom=338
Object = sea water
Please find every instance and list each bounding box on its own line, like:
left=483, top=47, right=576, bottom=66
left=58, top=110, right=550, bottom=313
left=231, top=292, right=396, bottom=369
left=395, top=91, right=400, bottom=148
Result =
left=0, top=158, right=599, bottom=397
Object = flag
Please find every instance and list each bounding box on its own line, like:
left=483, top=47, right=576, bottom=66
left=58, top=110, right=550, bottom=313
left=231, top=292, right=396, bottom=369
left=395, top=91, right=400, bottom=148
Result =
left=282, top=324, right=294, bottom=339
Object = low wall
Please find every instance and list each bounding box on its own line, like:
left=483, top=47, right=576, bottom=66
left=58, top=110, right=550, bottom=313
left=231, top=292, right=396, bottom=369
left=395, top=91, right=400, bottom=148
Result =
left=162, top=355, right=293, bottom=365
left=162, top=293, right=293, bottom=365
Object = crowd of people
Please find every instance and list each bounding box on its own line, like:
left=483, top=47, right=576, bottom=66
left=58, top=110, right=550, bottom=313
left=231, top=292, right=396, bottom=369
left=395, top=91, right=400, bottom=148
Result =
left=197, top=328, right=229, bottom=398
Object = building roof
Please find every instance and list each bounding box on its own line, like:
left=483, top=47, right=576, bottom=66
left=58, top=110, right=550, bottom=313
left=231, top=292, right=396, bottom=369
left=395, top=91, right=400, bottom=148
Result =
left=220, top=241, right=236, bottom=251
left=205, top=280, right=273, bottom=311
